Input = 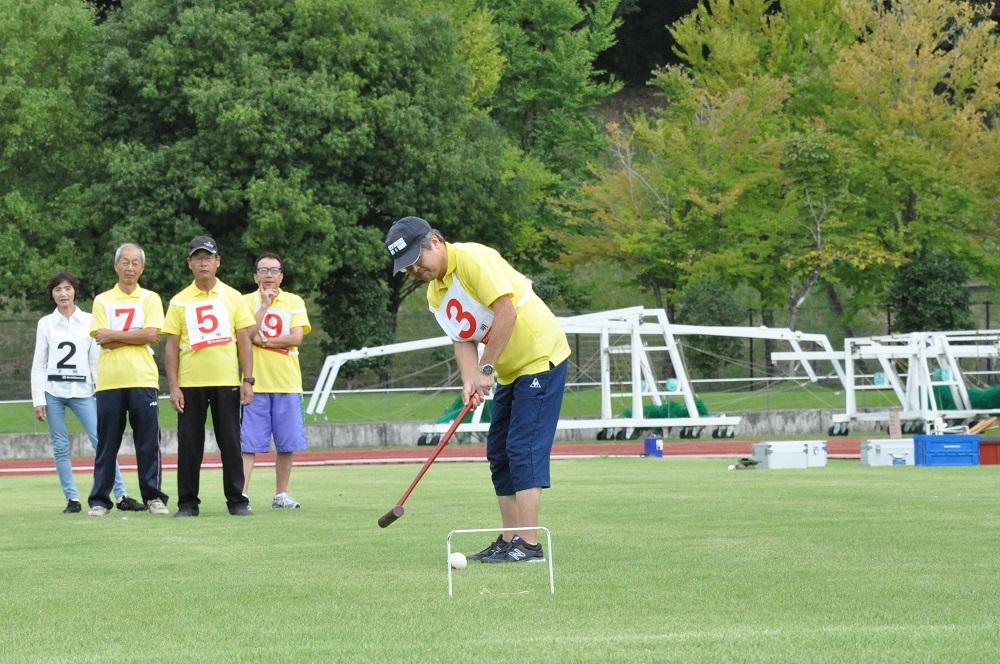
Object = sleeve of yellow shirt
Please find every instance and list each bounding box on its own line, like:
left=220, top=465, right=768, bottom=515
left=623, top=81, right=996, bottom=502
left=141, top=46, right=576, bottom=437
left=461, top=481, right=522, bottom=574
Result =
left=90, top=295, right=107, bottom=336
left=290, top=294, right=311, bottom=335
left=232, top=290, right=256, bottom=331
left=145, top=291, right=165, bottom=329
left=161, top=299, right=183, bottom=336
left=459, top=246, right=515, bottom=308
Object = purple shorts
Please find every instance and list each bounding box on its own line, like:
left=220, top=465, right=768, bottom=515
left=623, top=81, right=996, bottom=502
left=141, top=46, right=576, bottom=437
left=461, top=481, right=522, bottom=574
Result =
left=241, top=393, right=308, bottom=454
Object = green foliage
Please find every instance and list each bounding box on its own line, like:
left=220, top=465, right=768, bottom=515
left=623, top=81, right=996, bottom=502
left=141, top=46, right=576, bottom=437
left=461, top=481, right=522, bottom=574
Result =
left=486, top=0, right=623, bottom=179
left=81, top=0, right=561, bottom=354
left=889, top=250, right=974, bottom=333
left=577, top=0, right=1000, bottom=329
left=675, top=280, right=743, bottom=378
left=0, top=0, right=104, bottom=304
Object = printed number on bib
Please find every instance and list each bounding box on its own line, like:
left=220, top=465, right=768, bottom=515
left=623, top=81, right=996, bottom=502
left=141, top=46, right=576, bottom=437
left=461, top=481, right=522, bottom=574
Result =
left=106, top=303, right=144, bottom=332
left=432, top=279, right=494, bottom=343
left=47, top=337, right=89, bottom=382
left=258, top=309, right=291, bottom=355
left=185, top=300, right=233, bottom=350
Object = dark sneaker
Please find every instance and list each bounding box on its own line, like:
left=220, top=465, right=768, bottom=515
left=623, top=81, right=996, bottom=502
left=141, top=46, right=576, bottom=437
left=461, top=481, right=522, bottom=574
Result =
left=228, top=503, right=253, bottom=516
left=482, top=536, right=544, bottom=564
left=467, top=535, right=510, bottom=562
left=63, top=500, right=82, bottom=514
left=174, top=506, right=200, bottom=517
left=116, top=496, right=147, bottom=512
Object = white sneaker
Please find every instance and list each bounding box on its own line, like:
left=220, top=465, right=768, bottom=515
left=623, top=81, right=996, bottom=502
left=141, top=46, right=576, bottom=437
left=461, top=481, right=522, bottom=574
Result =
left=272, top=492, right=301, bottom=509
left=147, top=499, right=169, bottom=515
left=88, top=505, right=110, bottom=517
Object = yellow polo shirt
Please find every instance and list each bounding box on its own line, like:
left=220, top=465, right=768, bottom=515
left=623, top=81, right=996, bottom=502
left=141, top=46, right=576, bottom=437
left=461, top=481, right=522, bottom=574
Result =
left=90, top=285, right=164, bottom=391
left=244, top=290, right=311, bottom=393
left=162, top=279, right=255, bottom=387
left=427, top=242, right=570, bottom=385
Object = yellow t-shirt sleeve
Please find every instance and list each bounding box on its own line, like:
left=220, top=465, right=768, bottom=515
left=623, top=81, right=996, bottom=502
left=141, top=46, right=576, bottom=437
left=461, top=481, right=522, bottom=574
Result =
left=144, top=292, right=165, bottom=329
left=161, top=301, right=183, bottom=336
left=458, top=249, right=515, bottom=308
left=232, top=292, right=256, bottom=331
left=289, top=295, right=311, bottom=335
left=90, top=296, right=107, bottom=336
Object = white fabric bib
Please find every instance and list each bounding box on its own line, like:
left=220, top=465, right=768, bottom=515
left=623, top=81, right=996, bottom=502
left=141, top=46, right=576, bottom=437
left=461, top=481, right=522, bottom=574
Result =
left=258, top=306, right=292, bottom=355
left=104, top=291, right=147, bottom=332
left=184, top=299, right=233, bottom=350
left=431, top=278, right=495, bottom=343
left=46, top=334, right=91, bottom=382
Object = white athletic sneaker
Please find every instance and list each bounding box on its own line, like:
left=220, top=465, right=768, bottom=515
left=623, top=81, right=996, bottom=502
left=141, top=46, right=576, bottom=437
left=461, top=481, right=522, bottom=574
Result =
left=272, top=492, right=301, bottom=509
left=88, top=505, right=110, bottom=517
left=147, top=499, right=169, bottom=515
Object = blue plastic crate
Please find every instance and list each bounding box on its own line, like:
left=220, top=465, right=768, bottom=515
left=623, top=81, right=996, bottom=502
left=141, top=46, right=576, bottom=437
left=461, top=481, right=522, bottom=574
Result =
left=913, top=434, right=980, bottom=466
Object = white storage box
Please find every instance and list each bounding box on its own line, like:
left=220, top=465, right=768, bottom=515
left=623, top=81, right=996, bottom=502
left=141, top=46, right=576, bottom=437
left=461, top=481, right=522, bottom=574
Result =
left=860, top=439, right=914, bottom=466
left=751, top=441, right=811, bottom=470
left=805, top=440, right=828, bottom=467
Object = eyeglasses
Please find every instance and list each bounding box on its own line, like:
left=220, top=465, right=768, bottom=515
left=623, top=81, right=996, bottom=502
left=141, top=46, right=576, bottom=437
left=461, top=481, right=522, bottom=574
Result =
left=117, top=260, right=143, bottom=268
left=255, top=267, right=283, bottom=275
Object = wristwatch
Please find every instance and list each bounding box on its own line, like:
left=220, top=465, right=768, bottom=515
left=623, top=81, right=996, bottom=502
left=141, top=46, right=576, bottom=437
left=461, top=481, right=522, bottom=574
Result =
left=478, top=364, right=495, bottom=377
left=243, top=376, right=255, bottom=386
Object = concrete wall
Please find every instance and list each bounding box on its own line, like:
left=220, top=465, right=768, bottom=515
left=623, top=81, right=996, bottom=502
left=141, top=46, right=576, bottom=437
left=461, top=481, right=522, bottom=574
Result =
left=0, top=409, right=857, bottom=461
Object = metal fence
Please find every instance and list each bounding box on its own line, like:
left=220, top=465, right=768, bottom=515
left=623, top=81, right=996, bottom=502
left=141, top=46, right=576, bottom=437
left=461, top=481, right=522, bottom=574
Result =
left=4, top=299, right=997, bottom=400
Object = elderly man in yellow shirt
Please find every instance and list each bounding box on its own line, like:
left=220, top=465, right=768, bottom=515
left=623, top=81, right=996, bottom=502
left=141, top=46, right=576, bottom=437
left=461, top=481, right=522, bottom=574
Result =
left=241, top=252, right=311, bottom=509
left=86, top=243, right=170, bottom=516
left=385, top=216, right=570, bottom=564
left=163, top=236, right=256, bottom=517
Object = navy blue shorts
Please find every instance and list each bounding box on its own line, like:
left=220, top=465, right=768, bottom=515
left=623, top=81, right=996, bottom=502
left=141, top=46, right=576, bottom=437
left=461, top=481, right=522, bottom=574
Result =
left=487, top=360, right=568, bottom=495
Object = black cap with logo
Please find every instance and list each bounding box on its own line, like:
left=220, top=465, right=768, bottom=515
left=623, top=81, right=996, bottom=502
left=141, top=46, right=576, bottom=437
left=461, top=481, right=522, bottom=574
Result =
left=385, top=217, right=431, bottom=273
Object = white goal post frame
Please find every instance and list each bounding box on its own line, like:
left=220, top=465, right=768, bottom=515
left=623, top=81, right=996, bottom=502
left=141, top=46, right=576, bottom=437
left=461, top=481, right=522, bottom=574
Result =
left=306, top=306, right=843, bottom=438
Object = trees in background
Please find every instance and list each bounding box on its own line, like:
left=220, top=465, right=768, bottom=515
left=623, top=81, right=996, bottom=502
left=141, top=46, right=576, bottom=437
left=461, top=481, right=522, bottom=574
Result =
left=575, top=0, right=997, bottom=335
left=1, top=0, right=997, bottom=358
left=889, top=251, right=974, bottom=333
left=0, top=1, right=103, bottom=301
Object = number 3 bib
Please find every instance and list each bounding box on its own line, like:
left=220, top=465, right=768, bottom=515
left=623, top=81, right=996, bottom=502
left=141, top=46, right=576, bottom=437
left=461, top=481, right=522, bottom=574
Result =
left=184, top=299, right=233, bottom=350
left=431, top=278, right=495, bottom=343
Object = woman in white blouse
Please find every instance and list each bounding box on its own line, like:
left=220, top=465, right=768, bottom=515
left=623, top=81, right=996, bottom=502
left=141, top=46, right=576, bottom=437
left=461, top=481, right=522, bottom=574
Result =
left=30, top=272, right=136, bottom=513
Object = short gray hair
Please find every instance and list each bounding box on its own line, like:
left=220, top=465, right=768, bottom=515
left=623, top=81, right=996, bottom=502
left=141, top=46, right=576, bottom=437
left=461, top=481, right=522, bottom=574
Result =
left=419, top=229, right=445, bottom=249
left=114, top=243, right=146, bottom=266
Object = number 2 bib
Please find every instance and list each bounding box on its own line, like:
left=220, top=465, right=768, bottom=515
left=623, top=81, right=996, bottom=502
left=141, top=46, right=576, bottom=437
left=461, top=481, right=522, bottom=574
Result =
left=47, top=334, right=91, bottom=382
left=431, top=278, right=495, bottom=343
left=184, top=299, right=233, bottom=350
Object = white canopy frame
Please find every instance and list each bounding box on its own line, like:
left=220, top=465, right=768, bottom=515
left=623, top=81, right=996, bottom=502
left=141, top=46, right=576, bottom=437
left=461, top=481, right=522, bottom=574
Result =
left=306, top=306, right=841, bottom=440
left=771, top=330, right=1000, bottom=434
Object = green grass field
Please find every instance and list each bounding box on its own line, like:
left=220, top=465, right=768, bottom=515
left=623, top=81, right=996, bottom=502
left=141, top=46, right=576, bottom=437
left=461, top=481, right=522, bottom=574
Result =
left=3, top=458, right=998, bottom=662
left=0, top=383, right=897, bottom=434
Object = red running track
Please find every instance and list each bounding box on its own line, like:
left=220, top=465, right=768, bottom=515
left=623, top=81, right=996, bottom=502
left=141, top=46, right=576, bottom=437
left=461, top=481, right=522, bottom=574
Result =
left=0, top=439, right=862, bottom=477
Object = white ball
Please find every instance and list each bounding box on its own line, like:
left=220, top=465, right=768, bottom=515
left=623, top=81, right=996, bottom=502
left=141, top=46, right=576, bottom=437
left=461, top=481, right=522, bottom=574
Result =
left=449, top=552, right=467, bottom=570
left=727, top=464, right=736, bottom=471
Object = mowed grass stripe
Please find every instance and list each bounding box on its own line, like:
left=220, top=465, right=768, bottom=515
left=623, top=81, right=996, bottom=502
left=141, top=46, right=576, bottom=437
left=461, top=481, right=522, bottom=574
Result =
left=2, top=458, right=998, bottom=662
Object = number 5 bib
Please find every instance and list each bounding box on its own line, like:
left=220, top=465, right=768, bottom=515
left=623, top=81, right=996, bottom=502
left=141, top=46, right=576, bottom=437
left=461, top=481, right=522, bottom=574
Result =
left=431, top=278, right=495, bottom=343
left=184, top=299, right=233, bottom=350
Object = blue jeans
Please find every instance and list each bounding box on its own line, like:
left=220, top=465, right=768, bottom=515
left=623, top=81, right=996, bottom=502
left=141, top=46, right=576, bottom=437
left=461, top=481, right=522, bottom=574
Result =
left=44, top=392, right=126, bottom=502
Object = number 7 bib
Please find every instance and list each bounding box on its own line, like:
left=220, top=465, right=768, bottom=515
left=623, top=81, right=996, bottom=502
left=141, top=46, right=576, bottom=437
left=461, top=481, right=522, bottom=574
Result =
left=185, top=299, right=233, bottom=350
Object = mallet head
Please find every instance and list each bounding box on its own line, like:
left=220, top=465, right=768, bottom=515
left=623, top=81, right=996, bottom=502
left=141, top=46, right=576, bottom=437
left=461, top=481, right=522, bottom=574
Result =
left=378, top=505, right=405, bottom=528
